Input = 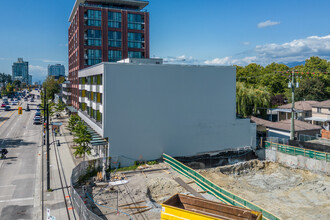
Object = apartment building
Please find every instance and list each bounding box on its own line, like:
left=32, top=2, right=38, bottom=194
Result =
left=67, top=0, right=150, bottom=108
left=78, top=59, right=256, bottom=165
left=48, top=64, right=65, bottom=79
left=12, top=58, right=32, bottom=85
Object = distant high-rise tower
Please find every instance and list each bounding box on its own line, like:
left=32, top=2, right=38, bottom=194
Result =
left=48, top=64, right=65, bottom=79
left=12, top=58, right=31, bottom=84
left=67, top=0, right=150, bottom=108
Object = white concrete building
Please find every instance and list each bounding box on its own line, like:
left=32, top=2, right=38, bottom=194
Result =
left=78, top=59, right=256, bottom=165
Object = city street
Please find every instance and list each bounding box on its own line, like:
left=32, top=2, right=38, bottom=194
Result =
left=0, top=94, right=42, bottom=219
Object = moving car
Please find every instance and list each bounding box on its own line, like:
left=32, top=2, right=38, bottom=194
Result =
left=12, top=101, right=18, bottom=105
left=33, top=117, right=42, bottom=125
left=1, top=103, right=6, bottom=108
left=35, top=112, right=41, bottom=117
left=5, top=106, right=11, bottom=111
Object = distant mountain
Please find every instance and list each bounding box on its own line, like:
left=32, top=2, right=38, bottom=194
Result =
left=280, top=61, right=305, bottom=68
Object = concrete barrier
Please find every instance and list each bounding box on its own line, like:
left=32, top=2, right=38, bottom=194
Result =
left=265, top=148, right=330, bottom=174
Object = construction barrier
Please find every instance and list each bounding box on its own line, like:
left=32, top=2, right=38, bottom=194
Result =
left=163, top=153, right=281, bottom=220
left=265, top=141, right=330, bottom=162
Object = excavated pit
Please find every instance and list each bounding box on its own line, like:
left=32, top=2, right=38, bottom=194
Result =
left=198, top=160, right=330, bottom=220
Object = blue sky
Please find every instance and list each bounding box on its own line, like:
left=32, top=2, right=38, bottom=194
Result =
left=0, top=0, right=330, bottom=82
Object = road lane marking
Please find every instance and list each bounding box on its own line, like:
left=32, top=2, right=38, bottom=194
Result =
left=0, top=185, right=15, bottom=188
left=0, top=197, right=33, bottom=203
left=0, top=109, right=17, bottom=129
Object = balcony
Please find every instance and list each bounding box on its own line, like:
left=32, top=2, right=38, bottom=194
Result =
left=62, top=90, right=71, bottom=96
left=79, top=84, right=86, bottom=90
left=79, top=97, right=88, bottom=103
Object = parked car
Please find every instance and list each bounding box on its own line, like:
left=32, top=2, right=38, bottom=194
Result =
left=5, top=106, right=11, bottom=111
left=35, top=112, right=41, bottom=117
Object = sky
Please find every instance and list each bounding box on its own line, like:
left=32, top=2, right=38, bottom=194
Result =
left=0, top=0, right=330, bottom=82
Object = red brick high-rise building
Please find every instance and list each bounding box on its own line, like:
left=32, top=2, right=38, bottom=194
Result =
left=67, top=0, right=149, bottom=109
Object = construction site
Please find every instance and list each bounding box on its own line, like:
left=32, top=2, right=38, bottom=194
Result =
left=75, top=153, right=329, bottom=220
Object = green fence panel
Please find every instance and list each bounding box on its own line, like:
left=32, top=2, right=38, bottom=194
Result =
left=163, top=153, right=281, bottom=220
left=265, top=141, right=329, bottom=162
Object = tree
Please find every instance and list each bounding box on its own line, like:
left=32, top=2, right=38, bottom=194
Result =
left=259, top=63, right=290, bottom=95
left=42, top=76, right=61, bottom=101
left=236, top=82, right=271, bottom=117
left=55, top=100, right=66, bottom=117
left=72, top=121, right=92, bottom=160
left=294, top=77, right=326, bottom=101
left=67, top=114, right=80, bottom=133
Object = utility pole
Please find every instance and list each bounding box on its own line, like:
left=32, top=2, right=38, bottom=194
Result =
left=46, top=102, right=50, bottom=190
left=290, top=69, right=295, bottom=141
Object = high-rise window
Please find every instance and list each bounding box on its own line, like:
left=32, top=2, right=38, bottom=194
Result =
left=108, top=12, right=121, bottom=28
left=85, top=30, right=102, bottom=46
left=128, top=51, right=143, bottom=58
left=108, top=31, right=122, bottom=47
left=108, top=50, right=122, bottom=62
left=128, top=14, right=143, bottom=30
left=128, top=32, right=143, bottom=48
left=85, top=49, right=102, bottom=66
left=86, top=10, right=102, bottom=27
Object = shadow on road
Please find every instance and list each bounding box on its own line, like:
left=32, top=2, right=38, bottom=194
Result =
left=0, top=138, right=36, bottom=148
left=0, top=117, right=10, bottom=122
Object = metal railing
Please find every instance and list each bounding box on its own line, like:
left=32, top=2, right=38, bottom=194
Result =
left=163, top=154, right=281, bottom=220
left=265, top=141, right=330, bottom=162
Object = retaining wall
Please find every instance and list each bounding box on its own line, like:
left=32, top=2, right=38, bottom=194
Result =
left=264, top=142, right=330, bottom=174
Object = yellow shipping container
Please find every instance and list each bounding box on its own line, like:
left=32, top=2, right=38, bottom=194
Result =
left=161, top=194, right=262, bottom=220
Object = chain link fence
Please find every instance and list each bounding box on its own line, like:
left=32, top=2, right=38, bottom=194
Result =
left=70, top=158, right=104, bottom=220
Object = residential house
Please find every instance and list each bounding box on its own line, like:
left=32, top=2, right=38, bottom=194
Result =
left=272, top=101, right=319, bottom=122
left=305, top=100, right=330, bottom=130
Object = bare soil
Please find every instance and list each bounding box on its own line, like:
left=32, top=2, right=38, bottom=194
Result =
left=198, top=160, right=330, bottom=220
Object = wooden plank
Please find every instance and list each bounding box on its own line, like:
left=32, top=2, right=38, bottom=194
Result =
left=131, top=208, right=152, bottom=215
left=122, top=206, right=148, bottom=210
left=174, top=177, right=204, bottom=199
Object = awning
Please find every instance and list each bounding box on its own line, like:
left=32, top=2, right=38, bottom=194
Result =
left=304, top=117, right=330, bottom=122
left=82, top=122, right=108, bottom=146
left=271, top=108, right=304, bottom=113
left=66, top=106, right=78, bottom=113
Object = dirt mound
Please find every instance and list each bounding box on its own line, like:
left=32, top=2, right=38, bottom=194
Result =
left=146, top=177, right=186, bottom=204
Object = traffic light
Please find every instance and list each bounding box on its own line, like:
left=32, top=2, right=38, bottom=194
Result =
left=18, top=107, right=23, bottom=115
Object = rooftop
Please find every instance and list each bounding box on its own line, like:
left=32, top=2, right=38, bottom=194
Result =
left=251, top=116, right=322, bottom=132
left=277, top=101, right=319, bottom=111
left=312, top=100, right=330, bottom=108
left=69, top=0, right=149, bottom=22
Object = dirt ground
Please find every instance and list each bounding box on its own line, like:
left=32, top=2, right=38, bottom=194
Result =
left=84, top=160, right=330, bottom=220
left=198, top=160, right=330, bottom=220
left=88, top=163, right=210, bottom=220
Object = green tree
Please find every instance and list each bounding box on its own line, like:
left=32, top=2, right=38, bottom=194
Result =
left=73, top=121, right=92, bottom=160
left=55, top=100, right=66, bottom=117
left=259, top=63, right=290, bottom=95
left=42, top=76, right=61, bottom=101
left=67, top=114, right=80, bottom=133
left=236, top=82, right=271, bottom=117
left=294, top=77, right=326, bottom=101
left=236, top=63, right=264, bottom=85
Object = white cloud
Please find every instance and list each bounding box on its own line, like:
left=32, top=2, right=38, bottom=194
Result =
left=204, top=35, right=330, bottom=66
left=29, top=65, right=48, bottom=81
left=161, top=55, right=201, bottom=65
left=205, top=56, right=257, bottom=66
left=242, top=42, right=250, bottom=46
left=42, top=59, right=64, bottom=63
left=258, top=20, right=280, bottom=28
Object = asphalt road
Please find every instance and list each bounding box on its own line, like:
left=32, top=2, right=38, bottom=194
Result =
left=0, top=93, right=42, bottom=219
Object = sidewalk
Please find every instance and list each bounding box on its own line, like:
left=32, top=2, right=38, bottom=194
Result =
left=42, top=114, right=78, bottom=220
